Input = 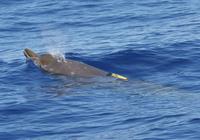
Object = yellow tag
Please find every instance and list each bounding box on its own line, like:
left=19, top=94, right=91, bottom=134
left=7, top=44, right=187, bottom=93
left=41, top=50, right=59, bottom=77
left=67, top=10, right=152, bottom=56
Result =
left=111, top=73, right=128, bottom=81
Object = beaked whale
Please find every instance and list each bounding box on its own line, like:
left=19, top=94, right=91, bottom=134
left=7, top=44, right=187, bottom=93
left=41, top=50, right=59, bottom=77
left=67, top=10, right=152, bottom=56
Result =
left=23, top=48, right=128, bottom=81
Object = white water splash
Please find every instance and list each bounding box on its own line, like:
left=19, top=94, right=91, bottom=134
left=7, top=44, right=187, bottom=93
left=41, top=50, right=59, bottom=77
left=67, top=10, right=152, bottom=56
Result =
left=39, top=27, right=73, bottom=60
left=48, top=49, right=66, bottom=61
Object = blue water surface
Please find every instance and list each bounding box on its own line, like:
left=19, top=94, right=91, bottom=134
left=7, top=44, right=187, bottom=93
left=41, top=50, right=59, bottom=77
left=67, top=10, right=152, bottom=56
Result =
left=1, top=0, right=200, bottom=139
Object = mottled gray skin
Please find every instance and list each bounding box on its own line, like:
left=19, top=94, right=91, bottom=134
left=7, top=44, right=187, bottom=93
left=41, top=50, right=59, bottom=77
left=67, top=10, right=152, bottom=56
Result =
left=24, top=49, right=108, bottom=77
left=39, top=54, right=108, bottom=77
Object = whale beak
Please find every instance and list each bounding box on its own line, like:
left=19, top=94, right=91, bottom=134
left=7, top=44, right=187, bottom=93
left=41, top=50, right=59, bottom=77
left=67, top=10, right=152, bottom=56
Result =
left=24, top=48, right=38, bottom=59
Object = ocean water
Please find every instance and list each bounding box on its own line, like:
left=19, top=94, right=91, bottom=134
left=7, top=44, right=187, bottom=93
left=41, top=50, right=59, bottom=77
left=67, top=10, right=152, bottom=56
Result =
left=1, top=0, right=200, bottom=139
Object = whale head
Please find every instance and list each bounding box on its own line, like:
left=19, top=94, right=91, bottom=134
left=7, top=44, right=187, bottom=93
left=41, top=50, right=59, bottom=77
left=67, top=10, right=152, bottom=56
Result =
left=24, top=48, right=58, bottom=68
left=24, top=48, right=38, bottom=59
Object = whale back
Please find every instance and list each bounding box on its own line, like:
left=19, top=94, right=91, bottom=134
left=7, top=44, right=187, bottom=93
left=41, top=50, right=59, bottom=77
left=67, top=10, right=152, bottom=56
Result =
left=38, top=54, right=108, bottom=77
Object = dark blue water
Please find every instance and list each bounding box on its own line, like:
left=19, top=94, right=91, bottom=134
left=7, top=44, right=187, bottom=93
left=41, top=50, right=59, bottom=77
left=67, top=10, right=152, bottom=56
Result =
left=1, top=0, right=200, bottom=139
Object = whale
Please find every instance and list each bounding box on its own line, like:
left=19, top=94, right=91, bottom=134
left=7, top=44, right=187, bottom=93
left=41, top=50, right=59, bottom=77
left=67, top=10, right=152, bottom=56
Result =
left=23, top=48, right=128, bottom=80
